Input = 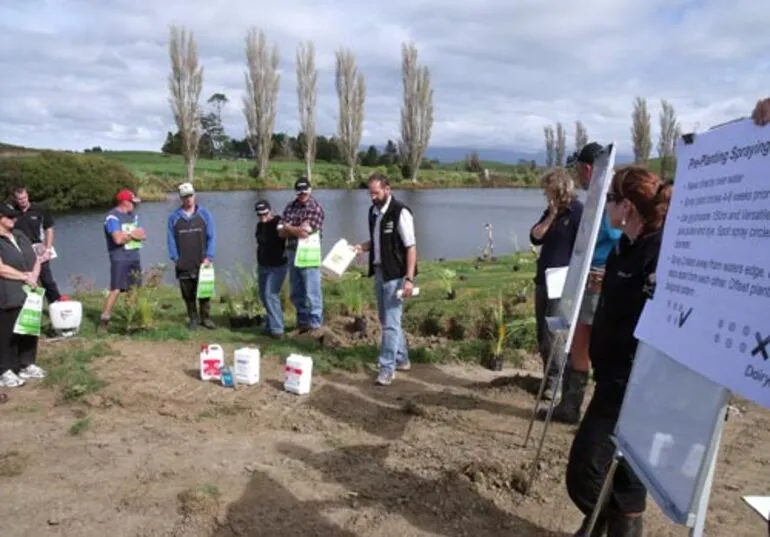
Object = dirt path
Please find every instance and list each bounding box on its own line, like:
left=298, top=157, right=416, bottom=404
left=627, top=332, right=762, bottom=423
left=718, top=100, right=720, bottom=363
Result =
left=1, top=340, right=768, bottom=536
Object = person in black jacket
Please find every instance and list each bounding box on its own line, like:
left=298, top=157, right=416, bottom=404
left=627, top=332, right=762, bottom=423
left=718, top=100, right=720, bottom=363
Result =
left=255, top=200, right=288, bottom=338
left=566, top=165, right=672, bottom=537
left=529, top=168, right=583, bottom=399
left=0, top=203, right=47, bottom=390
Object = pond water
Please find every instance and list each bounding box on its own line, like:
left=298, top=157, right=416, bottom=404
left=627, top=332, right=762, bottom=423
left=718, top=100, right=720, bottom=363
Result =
left=48, top=188, right=553, bottom=292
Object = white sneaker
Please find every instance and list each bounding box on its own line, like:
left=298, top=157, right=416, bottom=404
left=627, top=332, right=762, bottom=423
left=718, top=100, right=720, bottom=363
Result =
left=0, top=370, right=25, bottom=388
left=18, top=364, right=47, bottom=380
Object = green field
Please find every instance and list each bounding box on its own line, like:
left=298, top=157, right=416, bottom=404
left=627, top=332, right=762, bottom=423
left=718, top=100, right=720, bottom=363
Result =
left=94, top=151, right=544, bottom=194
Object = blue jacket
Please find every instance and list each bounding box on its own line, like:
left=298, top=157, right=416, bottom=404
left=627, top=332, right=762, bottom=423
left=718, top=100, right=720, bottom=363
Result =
left=592, top=211, right=623, bottom=267
left=167, top=205, right=216, bottom=270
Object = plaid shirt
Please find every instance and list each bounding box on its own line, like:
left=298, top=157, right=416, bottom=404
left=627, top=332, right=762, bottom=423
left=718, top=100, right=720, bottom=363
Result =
left=282, top=196, right=325, bottom=249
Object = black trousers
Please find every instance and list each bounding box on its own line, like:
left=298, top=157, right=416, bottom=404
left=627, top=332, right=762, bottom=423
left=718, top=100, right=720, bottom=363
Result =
left=39, top=261, right=61, bottom=303
left=0, top=307, right=38, bottom=373
left=534, top=283, right=564, bottom=379
left=179, top=277, right=211, bottom=319
left=566, top=382, right=647, bottom=517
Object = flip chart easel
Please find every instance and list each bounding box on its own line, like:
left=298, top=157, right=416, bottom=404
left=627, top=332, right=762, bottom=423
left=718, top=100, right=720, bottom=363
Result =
left=583, top=339, right=730, bottom=537
left=522, top=143, right=617, bottom=489
left=583, top=118, right=767, bottom=536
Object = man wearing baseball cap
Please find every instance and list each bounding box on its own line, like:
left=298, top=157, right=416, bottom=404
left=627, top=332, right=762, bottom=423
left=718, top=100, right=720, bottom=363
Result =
left=538, top=142, right=622, bottom=425
left=278, top=177, right=325, bottom=335
left=99, top=188, right=145, bottom=330
left=254, top=199, right=288, bottom=338
left=167, top=182, right=217, bottom=330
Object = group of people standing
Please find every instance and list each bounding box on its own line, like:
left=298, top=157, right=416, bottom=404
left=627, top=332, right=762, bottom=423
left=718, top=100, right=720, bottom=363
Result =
left=529, top=98, right=770, bottom=537
left=255, top=174, right=417, bottom=386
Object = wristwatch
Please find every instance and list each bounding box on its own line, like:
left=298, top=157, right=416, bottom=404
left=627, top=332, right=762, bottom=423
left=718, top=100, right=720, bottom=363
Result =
left=405, top=277, right=414, bottom=283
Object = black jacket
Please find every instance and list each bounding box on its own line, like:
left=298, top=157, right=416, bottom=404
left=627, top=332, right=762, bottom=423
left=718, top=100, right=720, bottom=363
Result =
left=590, top=229, right=663, bottom=396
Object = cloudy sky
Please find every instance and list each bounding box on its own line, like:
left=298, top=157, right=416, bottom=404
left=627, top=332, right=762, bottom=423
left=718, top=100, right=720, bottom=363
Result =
left=1, top=0, right=768, bottom=158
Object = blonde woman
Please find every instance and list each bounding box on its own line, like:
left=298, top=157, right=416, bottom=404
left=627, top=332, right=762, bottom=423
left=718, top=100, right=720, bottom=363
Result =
left=529, top=168, right=583, bottom=399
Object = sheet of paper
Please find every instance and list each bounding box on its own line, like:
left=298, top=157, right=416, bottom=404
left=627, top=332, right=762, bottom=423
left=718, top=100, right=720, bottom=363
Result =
left=635, top=118, right=770, bottom=410
left=32, top=243, right=58, bottom=260
left=545, top=266, right=568, bottom=299
left=742, top=496, right=770, bottom=521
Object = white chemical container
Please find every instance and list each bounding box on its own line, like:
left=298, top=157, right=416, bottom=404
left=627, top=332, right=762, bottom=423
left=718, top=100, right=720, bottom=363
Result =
left=49, top=299, right=83, bottom=337
left=321, top=239, right=357, bottom=279
left=200, top=344, right=224, bottom=381
left=234, top=347, right=261, bottom=385
left=284, top=354, right=313, bottom=395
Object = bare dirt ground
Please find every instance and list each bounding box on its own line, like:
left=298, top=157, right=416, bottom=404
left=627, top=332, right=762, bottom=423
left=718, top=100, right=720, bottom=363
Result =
left=1, top=340, right=768, bottom=537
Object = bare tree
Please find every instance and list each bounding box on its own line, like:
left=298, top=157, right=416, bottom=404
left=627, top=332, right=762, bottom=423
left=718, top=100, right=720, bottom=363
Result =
left=631, top=96, right=652, bottom=163
left=296, top=41, right=318, bottom=181
left=555, top=122, right=567, bottom=166
left=243, top=27, right=280, bottom=180
left=399, top=42, right=434, bottom=182
left=335, top=48, right=366, bottom=183
left=658, top=99, right=680, bottom=181
left=168, top=25, right=203, bottom=183
left=575, top=120, right=588, bottom=153
left=543, top=125, right=555, bottom=167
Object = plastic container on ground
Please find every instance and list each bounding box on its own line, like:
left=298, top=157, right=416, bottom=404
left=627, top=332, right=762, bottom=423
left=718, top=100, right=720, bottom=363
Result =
left=200, top=344, right=224, bottom=381
left=284, top=354, right=313, bottom=395
left=234, top=347, right=260, bottom=385
left=321, top=239, right=357, bottom=279
left=48, top=299, right=83, bottom=337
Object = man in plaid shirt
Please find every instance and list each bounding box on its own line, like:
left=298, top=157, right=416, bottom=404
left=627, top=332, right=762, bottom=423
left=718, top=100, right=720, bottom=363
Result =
left=278, top=177, right=325, bottom=334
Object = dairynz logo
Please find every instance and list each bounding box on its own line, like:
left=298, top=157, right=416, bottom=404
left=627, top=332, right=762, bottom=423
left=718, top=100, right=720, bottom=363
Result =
left=665, top=299, right=692, bottom=328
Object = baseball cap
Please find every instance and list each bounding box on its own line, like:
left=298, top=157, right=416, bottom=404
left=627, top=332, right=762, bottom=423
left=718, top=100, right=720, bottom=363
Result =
left=254, top=199, right=271, bottom=215
left=116, top=189, right=140, bottom=204
left=294, top=177, right=311, bottom=193
left=574, top=142, right=603, bottom=166
left=0, top=203, right=21, bottom=218
left=178, top=182, right=195, bottom=197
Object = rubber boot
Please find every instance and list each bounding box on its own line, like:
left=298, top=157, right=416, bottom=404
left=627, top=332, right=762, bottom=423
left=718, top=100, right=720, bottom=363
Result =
left=538, top=365, right=587, bottom=424
left=199, top=299, right=216, bottom=329
left=185, top=300, right=199, bottom=330
left=573, top=515, right=607, bottom=537
left=606, top=514, right=643, bottom=537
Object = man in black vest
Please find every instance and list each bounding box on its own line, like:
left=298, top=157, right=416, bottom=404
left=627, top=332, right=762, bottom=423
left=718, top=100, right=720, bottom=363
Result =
left=354, top=173, right=417, bottom=386
left=167, top=182, right=217, bottom=330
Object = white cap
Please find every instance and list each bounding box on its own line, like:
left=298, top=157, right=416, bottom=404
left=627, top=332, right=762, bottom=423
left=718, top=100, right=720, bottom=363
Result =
left=178, top=182, right=195, bottom=197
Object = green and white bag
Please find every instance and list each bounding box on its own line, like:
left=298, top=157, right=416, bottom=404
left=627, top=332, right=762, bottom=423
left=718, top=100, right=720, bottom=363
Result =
left=294, top=232, right=322, bottom=268
left=13, top=286, right=45, bottom=336
left=196, top=264, right=216, bottom=300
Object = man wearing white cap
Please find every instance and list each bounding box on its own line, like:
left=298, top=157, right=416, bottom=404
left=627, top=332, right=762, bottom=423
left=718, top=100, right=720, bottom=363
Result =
left=167, top=182, right=216, bottom=329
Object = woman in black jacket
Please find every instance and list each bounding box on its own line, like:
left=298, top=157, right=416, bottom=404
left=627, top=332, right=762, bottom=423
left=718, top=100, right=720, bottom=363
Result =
left=0, top=202, right=46, bottom=391
left=529, top=168, right=583, bottom=399
left=565, top=166, right=672, bottom=537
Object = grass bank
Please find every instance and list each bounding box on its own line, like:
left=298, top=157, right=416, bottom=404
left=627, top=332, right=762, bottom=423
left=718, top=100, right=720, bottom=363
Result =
left=97, top=151, right=544, bottom=193
left=38, top=254, right=539, bottom=402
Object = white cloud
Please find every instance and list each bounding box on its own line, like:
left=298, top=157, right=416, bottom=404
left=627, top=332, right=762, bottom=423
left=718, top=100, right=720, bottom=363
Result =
left=1, top=0, right=769, bottom=157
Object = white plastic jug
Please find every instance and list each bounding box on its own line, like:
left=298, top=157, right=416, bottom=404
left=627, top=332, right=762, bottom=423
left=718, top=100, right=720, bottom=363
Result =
left=284, top=354, right=313, bottom=395
left=234, top=347, right=260, bottom=385
left=200, top=344, right=224, bottom=381
left=321, top=239, right=356, bottom=279
left=49, top=300, right=83, bottom=337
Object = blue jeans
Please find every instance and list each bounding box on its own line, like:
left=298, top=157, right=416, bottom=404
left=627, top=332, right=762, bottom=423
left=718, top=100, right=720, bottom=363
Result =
left=258, top=264, right=288, bottom=335
left=375, top=268, right=409, bottom=373
left=286, top=249, right=323, bottom=329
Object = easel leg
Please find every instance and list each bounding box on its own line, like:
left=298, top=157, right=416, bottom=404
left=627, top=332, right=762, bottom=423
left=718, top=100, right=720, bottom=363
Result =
left=523, top=330, right=566, bottom=448
left=585, top=452, right=621, bottom=536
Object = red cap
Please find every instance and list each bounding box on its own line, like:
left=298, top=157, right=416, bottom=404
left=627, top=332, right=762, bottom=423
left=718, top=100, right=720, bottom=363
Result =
left=116, top=189, right=140, bottom=203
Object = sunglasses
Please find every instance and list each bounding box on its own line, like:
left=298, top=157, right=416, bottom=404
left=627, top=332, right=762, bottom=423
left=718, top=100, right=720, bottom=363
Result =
left=606, top=192, right=623, bottom=203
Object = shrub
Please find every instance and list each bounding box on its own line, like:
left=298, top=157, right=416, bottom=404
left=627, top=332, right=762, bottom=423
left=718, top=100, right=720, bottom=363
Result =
left=0, top=151, right=139, bottom=212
